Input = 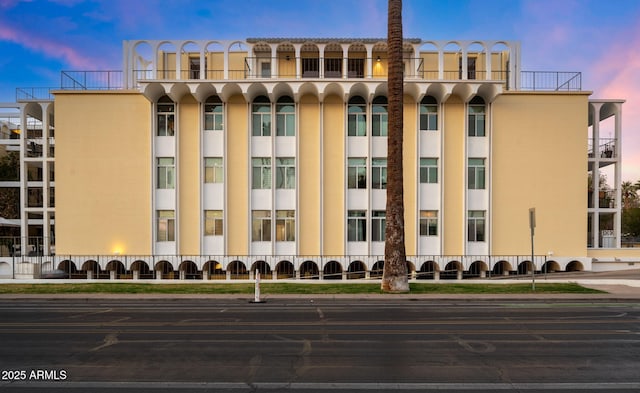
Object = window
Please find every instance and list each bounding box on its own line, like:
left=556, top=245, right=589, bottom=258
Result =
left=371, top=210, right=386, bottom=242
left=252, top=96, right=271, bottom=136
left=260, top=61, right=271, bottom=78
left=276, top=157, right=295, bottom=189
left=348, top=58, right=365, bottom=78
left=325, top=57, right=342, bottom=78
left=276, top=96, right=295, bottom=136
left=420, top=210, right=438, bottom=236
left=204, top=157, right=223, bottom=183
left=348, top=96, right=366, bottom=136
left=252, top=158, right=271, bottom=189
left=468, top=210, right=486, bottom=242
left=372, top=96, right=388, bottom=136
left=420, top=96, right=438, bottom=131
left=157, top=210, right=175, bottom=242
left=157, top=157, right=175, bottom=189
left=459, top=56, right=476, bottom=80
left=348, top=158, right=367, bottom=189
left=204, top=210, right=223, bottom=236
left=189, top=56, right=202, bottom=79
left=157, top=96, right=175, bottom=136
left=468, top=158, right=486, bottom=189
left=371, top=158, right=387, bottom=189
left=252, top=210, right=271, bottom=241
left=468, top=96, right=485, bottom=137
left=276, top=210, right=295, bottom=241
left=348, top=210, right=366, bottom=242
left=204, top=96, right=223, bottom=131
left=302, top=57, right=319, bottom=78
left=420, top=158, right=438, bottom=184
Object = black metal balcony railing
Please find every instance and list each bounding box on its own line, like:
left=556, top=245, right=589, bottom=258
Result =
left=520, top=71, right=582, bottom=91
left=588, top=138, right=617, bottom=159
left=60, top=70, right=124, bottom=90
left=16, top=88, right=55, bottom=101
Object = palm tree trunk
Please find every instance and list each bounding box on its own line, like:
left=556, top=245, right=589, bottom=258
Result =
left=381, top=0, right=409, bottom=293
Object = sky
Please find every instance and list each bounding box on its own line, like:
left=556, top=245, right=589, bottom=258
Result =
left=1, top=0, right=639, bottom=180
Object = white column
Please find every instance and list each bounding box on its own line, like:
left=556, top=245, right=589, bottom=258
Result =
left=294, top=45, right=301, bottom=79
left=366, top=45, right=373, bottom=78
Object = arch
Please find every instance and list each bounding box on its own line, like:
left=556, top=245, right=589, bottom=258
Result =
left=157, top=42, right=178, bottom=79
left=298, top=83, right=320, bottom=100
left=181, top=41, right=202, bottom=80
left=227, top=260, right=248, bottom=279
left=323, top=260, right=343, bottom=280
left=275, top=260, right=295, bottom=279
left=442, top=42, right=462, bottom=80
left=442, top=260, right=462, bottom=280
left=321, top=83, right=345, bottom=101
left=81, top=260, right=99, bottom=273
left=203, top=95, right=223, bottom=130
left=299, top=260, right=319, bottom=280
left=132, top=41, right=153, bottom=82
left=469, top=95, right=485, bottom=105
left=301, top=42, right=320, bottom=78
left=542, top=260, right=561, bottom=274
left=347, top=260, right=366, bottom=279
left=251, top=95, right=271, bottom=136
left=204, top=41, right=225, bottom=80
left=417, top=261, right=439, bottom=280
left=155, top=260, right=176, bottom=279
left=465, top=42, right=486, bottom=80
left=406, top=261, right=416, bottom=277
left=81, top=260, right=107, bottom=279
left=372, top=95, right=388, bottom=136
left=105, top=260, right=126, bottom=279
left=251, top=260, right=272, bottom=276
left=492, top=260, right=512, bottom=276
left=490, top=42, right=511, bottom=82
left=348, top=95, right=367, bottom=136
left=566, top=261, right=584, bottom=272
left=371, top=260, right=385, bottom=278
left=518, top=260, right=534, bottom=275
left=468, top=261, right=488, bottom=277
left=203, top=260, right=224, bottom=279
left=272, top=83, right=295, bottom=102
left=246, top=85, right=270, bottom=103
left=131, top=260, right=153, bottom=279
left=347, top=42, right=367, bottom=79
left=179, top=260, right=201, bottom=280
left=57, top=259, right=78, bottom=276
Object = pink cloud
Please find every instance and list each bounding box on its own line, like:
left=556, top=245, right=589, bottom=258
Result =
left=587, top=24, right=640, bottom=181
left=0, top=23, right=98, bottom=69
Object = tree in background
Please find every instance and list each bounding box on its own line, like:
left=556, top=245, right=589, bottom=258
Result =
left=382, top=0, right=409, bottom=293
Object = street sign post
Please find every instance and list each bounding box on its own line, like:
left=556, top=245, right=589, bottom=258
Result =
left=529, top=208, right=536, bottom=291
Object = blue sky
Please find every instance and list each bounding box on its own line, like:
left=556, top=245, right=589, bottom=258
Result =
left=1, top=0, right=640, bottom=179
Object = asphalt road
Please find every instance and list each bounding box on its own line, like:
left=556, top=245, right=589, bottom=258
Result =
left=0, top=298, right=639, bottom=392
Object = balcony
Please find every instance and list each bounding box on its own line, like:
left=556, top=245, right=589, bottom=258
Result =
left=588, top=138, right=616, bottom=159
left=17, top=68, right=582, bottom=101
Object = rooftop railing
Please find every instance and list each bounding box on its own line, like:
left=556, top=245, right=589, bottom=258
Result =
left=16, top=88, right=55, bottom=101
left=60, top=70, right=124, bottom=90
left=16, top=68, right=583, bottom=101
left=520, top=71, right=582, bottom=91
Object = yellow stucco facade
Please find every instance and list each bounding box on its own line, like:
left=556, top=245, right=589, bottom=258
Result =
left=54, top=91, right=151, bottom=255
left=491, top=92, right=590, bottom=257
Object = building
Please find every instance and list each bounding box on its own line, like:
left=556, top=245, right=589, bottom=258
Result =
left=0, top=37, right=632, bottom=280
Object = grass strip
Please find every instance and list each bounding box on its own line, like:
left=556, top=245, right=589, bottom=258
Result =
left=0, top=282, right=604, bottom=295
